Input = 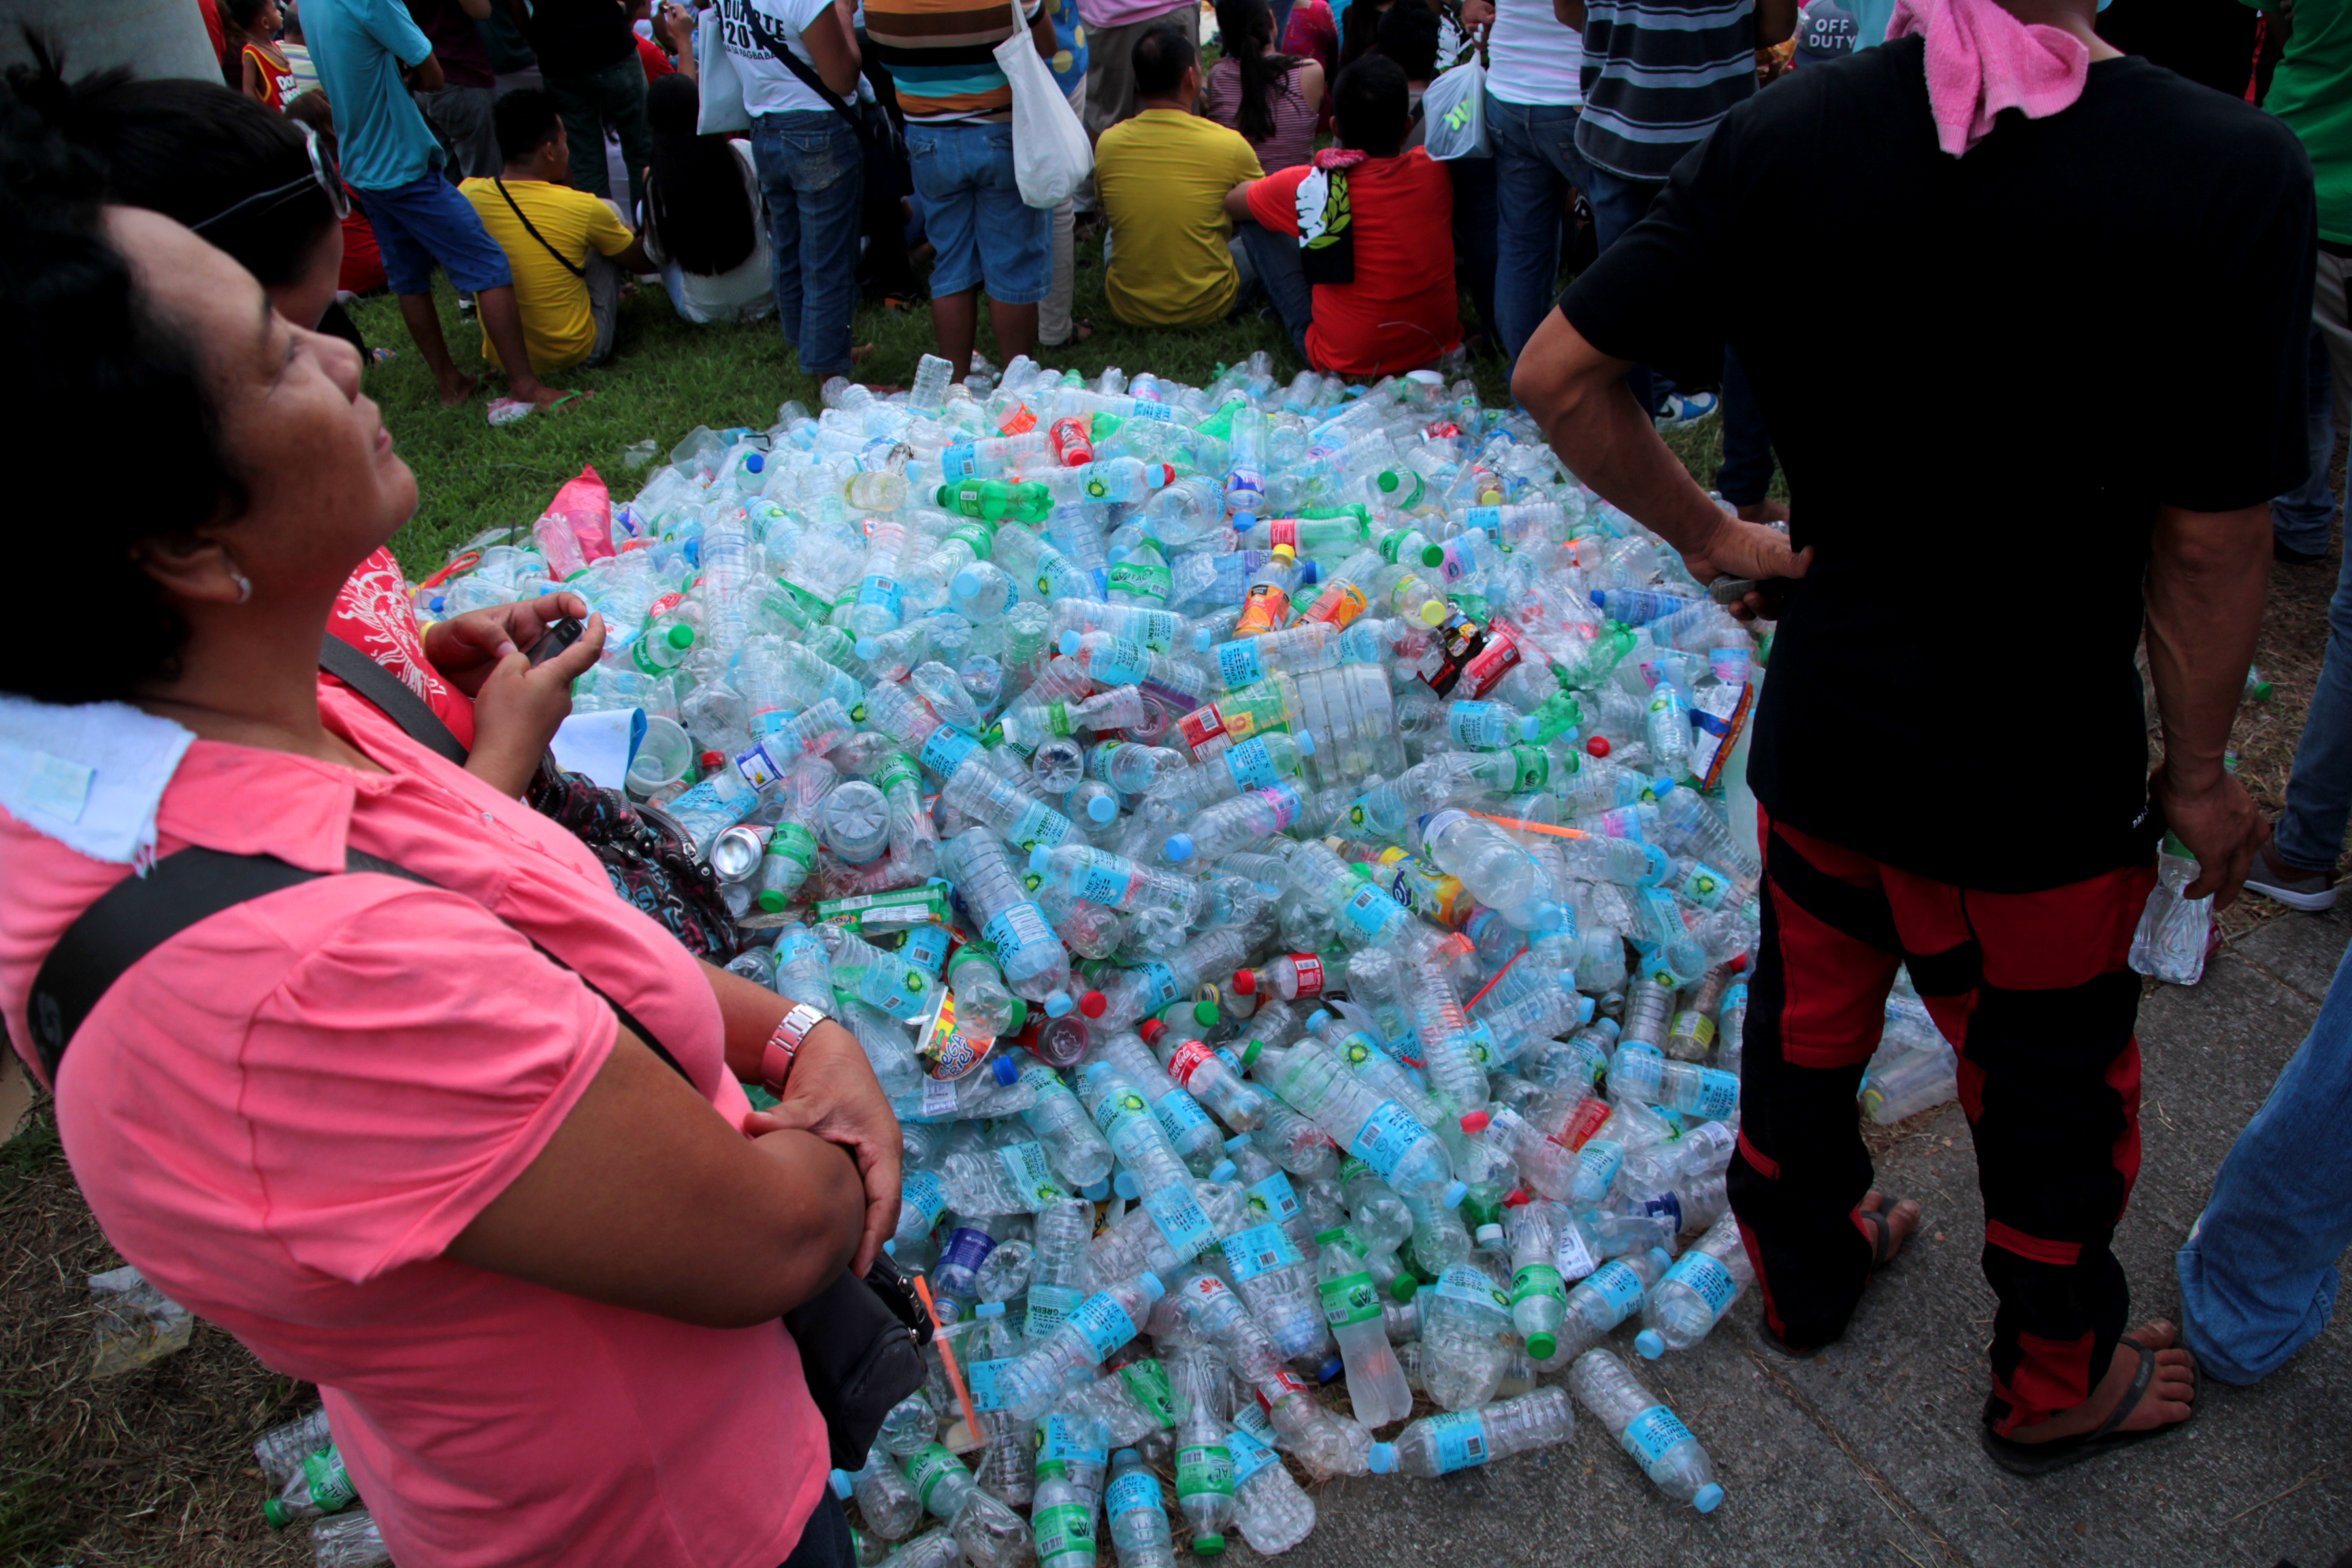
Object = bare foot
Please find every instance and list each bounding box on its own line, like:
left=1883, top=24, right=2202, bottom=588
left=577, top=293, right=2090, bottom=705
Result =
left=1855, top=1190, right=1924, bottom=1266
left=2005, top=1320, right=2198, bottom=1444
left=523, top=385, right=585, bottom=411
left=436, top=372, right=480, bottom=408
left=1736, top=498, right=1791, bottom=525
left=849, top=342, right=878, bottom=365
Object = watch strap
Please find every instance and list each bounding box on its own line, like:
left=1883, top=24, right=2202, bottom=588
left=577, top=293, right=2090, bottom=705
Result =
left=760, top=1002, right=830, bottom=1098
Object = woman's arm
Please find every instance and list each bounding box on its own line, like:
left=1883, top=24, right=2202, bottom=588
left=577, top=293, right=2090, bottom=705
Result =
left=1298, top=58, right=1326, bottom=111
left=448, top=1028, right=866, bottom=1326
left=803, top=1, right=863, bottom=97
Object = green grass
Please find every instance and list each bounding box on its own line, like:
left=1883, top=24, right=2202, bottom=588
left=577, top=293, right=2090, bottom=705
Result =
left=359, top=243, right=1744, bottom=581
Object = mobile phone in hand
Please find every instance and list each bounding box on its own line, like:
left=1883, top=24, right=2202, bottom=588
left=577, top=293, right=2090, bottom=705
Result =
left=526, top=616, right=585, bottom=666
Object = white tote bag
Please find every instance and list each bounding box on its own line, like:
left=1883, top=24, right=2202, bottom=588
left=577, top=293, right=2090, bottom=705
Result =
left=696, top=1, right=753, bottom=136
left=995, top=0, right=1092, bottom=208
left=1421, top=56, right=1490, bottom=160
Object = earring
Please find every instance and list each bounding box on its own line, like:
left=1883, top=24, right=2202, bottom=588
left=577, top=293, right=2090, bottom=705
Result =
left=230, top=570, right=253, bottom=604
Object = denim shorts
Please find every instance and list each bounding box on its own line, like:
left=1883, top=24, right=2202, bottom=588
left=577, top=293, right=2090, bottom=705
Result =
left=357, top=170, right=514, bottom=297
left=905, top=120, right=1051, bottom=304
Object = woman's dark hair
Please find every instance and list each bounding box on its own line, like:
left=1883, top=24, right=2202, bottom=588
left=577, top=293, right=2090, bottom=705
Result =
left=1211, top=0, right=1304, bottom=146
left=0, top=48, right=247, bottom=704
left=1338, top=0, right=1393, bottom=68
left=642, top=73, right=757, bottom=276
left=1375, top=0, right=1438, bottom=82
left=33, top=65, right=337, bottom=291
left=1333, top=52, right=1408, bottom=155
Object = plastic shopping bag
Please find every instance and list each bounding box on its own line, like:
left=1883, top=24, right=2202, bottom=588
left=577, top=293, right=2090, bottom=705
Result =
left=1423, top=56, right=1490, bottom=160
left=696, top=1, right=752, bottom=135
left=996, top=0, right=1092, bottom=207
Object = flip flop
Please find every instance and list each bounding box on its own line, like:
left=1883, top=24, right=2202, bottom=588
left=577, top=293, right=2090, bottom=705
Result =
left=1978, top=1336, right=2193, bottom=1476
left=1756, top=1194, right=1914, bottom=1359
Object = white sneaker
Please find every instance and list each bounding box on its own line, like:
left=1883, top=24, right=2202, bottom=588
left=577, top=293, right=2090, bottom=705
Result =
left=1656, top=390, right=1719, bottom=429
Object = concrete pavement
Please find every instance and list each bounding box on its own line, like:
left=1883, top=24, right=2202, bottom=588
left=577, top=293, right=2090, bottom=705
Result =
left=1254, top=909, right=2352, bottom=1568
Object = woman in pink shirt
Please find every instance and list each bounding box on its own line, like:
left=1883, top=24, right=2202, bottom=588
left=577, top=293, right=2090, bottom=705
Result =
left=0, top=85, right=893, bottom=1568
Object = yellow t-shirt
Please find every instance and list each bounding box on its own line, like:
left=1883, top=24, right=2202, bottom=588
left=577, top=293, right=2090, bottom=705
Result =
left=459, top=178, right=637, bottom=374
left=1095, top=110, right=1264, bottom=329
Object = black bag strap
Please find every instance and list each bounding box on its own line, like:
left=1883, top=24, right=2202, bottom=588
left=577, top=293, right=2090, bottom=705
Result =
left=740, top=1, right=869, bottom=142
left=318, top=634, right=470, bottom=766
left=27, top=845, right=690, bottom=1089
left=493, top=176, right=589, bottom=280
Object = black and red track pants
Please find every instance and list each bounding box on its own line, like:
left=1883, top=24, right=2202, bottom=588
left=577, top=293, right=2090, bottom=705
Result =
left=1726, top=811, right=2158, bottom=1435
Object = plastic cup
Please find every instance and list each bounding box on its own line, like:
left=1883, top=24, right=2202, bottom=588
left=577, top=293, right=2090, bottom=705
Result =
left=627, top=715, right=693, bottom=794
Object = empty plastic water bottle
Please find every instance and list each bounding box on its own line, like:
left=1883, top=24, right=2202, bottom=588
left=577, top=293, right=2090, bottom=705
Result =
left=1370, top=1385, right=1575, bottom=1476
left=1635, top=1213, right=1754, bottom=1358
left=1567, top=1348, right=1725, bottom=1512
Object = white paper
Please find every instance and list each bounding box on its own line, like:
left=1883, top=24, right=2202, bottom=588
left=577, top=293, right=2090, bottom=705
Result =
left=551, top=708, right=642, bottom=790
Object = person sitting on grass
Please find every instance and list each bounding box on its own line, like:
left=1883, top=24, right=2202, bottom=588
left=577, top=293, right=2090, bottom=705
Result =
left=1202, top=0, right=1322, bottom=174
left=1223, top=52, right=1459, bottom=378
left=638, top=72, right=775, bottom=325
left=1094, top=22, right=1264, bottom=329
left=460, top=88, right=653, bottom=380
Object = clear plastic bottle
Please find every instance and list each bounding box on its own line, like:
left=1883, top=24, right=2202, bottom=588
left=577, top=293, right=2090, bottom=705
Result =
left=1226, top=1420, right=1316, bottom=1555
left=1012, top=1054, right=1116, bottom=1190
left=1605, top=1046, right=1740, bottom=1120
left=308, top=1509, right=393, bottom=1568
left=845, top=1443, right=927, bottom=1537
left=1315, top=1226, right=1414, bottom=1428
left=941, top=828, right=1073, bottom=1007
left=1025, top=1195, right=1102, bottom=1341
left=1634, top=1212, right=1754, bottom=1358
left=1566, top=1348, right=1725, bottom=1512
left=1032, top=1460, right=1100, bottom=1568
left=1501, top=1198, right=1569, bottom=1361
left=1369, top=1385, right=1575, bottom=1477
left=1105, top=1448, right=1177, bottom=1568
left=1251, top=1036, right=1458, bottom=1196
left=900, top=1443, right=1036, bottom=1568
left=1168, top=1343, right=1237, bottom=1552
left=995, top=1273, right=1167, bottom=1420
left=1417, top=1256, right=1516, bottom=1411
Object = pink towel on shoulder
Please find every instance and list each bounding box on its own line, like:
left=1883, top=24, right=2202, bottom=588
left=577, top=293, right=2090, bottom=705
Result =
left=1886, top=0, right=2091, bottom=157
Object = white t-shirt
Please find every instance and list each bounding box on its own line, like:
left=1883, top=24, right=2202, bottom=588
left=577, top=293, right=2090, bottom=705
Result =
left=1486, top=0, right=1585, bottom=107
left=719, top=0, right=843, bottom=117
left=642, top=140, right=779, bottom=324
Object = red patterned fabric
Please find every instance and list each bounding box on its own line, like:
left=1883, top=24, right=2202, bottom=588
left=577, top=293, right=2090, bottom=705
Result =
left=325, top=549, right=476, bottom=751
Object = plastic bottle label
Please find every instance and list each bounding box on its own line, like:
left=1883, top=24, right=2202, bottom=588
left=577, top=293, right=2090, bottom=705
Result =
left=982, top=902, right=1058, bottom=964
left=1586, top=1260, right=1646, bottom=1318
left=1036, top=1412, right=1109, bottom=1467
left=1435, top=1264, right=1511, bottom=1312
left=905, top=1444, right=964, bottom=1511
left=1227, top=1422, right=1279, bottom=1484
left=764, top=821, right=817, bottom=875
left=1578, top=1143, right=1623, bottom=1193
left=1692, top=1070, right=1740, bottom=1121
left=1345, top=1100, right=1429, bottom=1183
left=1130, top=961, right=1183, bottom=1011
left=1222, top=1221, right=1302, bottom=1282
left=1284, top=954, right=1326, bottom=996
left=1092, top=1083, right=1154, bottom=1143
left=903, top=1169, right=948, bottom=1230
left=300, top=1448, right=359, bottom=1514
left=1026, top=1283, right=1082, bottom=1341
left=1107, top=1470, right=1161, bottom=1518
left=1154, top=1089, right=1215, bottom=1148
left=1092, top=636, right=1151, bottom=687
left=941, top=442, right=982, bottom=480
left=1161, top=1039, right=1216, bottom=1091
left=1337, top=882, right=1399, bottom=939
left=1664, top=1251, right=1739, bottom=1319
left=1064, top=1289, right=1144, bottom=1363
left=998, top=1141, right=1073, bottom=1207
left=1120, top=1357, right=1177, bottom=1426
left=1217, top=640, right=1268, bottom=689
left=1459, top=625, right=1523, bottom=698
left=1669, top=1011, right=1718, bottom=1052
left=1033, top=1501, right=1097, bottom=1567
left=1678, top=862, right=1736, bottom=911
left=1553, top=1222, right=1597, bottom=1283
left=1425, top=1409, right=1492, bottom=1473
left=919, top=1075, right=961, bottom=1117
left=1245, top=1170, right=1301, bottom=1225
left=1068, top=857, right=1128, bottom=906
left=732, top=739, right=787, bottom=791
left=1177, top=702, right=1232, bottom=755
left=1318, top=1269, right=1382, bottom=1328
left=1621, top=1404, right=1697, bottom=1480
left=1177, top=1443, right=1235, bottom=1499
left=1007, top=797, right=1074, bottom=853
left=940, top=1224, right=996, bottom=1277
left=1142, top=1183, right=1218, bottom=1260
left=858, top=573, right=904, bottom=620
left=920, top=728, right=981, bottom=777
left=1448, top=703, right=1501, bottom=748
left=1224, top=736, right=1280, bottom=791
left=964, top=1356, right=1009, bottom=1410
left=1507, top=745, right=1551, bottom=792
left=1512, top=1261, right=1565, bottom=1307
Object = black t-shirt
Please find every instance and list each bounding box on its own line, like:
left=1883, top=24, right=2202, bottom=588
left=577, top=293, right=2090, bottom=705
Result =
left=523, top=0, right=636, bottom=80
left=1561, top=36, right=2314, bottom=892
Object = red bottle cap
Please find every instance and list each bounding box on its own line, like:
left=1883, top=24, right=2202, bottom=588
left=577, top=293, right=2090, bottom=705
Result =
left=1230, top=968, right=1257, bottom=996
left=1586, top=736, right=1612, bottom=758
left=1460, top=1111, right=1490, bottom=1134
left=1079, top=991, right=1107, bottom=1019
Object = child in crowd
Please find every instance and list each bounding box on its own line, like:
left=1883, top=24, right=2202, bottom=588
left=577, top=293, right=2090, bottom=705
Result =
left=227, top=0, right=301, bottom=108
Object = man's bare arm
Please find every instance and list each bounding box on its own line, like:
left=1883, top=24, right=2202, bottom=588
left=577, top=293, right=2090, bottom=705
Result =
left=2145, top=502, right=2272, bottom=903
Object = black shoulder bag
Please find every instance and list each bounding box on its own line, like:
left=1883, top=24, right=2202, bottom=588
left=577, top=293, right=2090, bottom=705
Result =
left=31, top=655, right=929, bottom=1470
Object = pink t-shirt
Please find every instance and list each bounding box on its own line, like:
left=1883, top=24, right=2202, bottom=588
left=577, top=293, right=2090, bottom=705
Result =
left=0, top=682, right=828, bottom=1568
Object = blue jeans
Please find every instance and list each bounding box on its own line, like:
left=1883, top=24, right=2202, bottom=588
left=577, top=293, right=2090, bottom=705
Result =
left=906, top=121, right=1051, bottom=304
left=1449, top=152, right=1500, bottom=352
left=2274, top=325, right=2341, bottom=556
left=2178, top=934, right=2352, bottom=1383
left=1716, top=344, right=1776, bottom=506
left=1484, top=92, right=1591, bottom=365
left=1580, top=160, right=1666, bottom=415
left=1233, top=220, right=1313, bottom=361
left=752, top=110, right=865, bottom=381
left=2275, top=532, right=2352, bottom=870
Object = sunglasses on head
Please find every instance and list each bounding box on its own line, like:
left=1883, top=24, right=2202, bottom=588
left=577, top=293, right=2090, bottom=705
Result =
left=192, top=121, right=351, bottom=234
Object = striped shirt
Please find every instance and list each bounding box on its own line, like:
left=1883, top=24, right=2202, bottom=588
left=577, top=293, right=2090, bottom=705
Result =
left=1575, top=0, right=1757, bottom=180
left=864, top=0, right=1045, bottom=122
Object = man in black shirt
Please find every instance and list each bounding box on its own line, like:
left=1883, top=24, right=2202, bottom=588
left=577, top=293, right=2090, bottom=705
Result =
left=504, top=0, right=653, bottom=214
left=1516, top=1, right=2312, bottom=1470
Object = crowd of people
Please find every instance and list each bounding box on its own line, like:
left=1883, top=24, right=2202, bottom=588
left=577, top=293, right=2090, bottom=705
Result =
left=0, top=0, right=2348, bottom=1560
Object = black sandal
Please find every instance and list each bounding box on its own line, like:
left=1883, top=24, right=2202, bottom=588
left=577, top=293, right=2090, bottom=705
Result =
left=1978, top=1336, right=2193, bottom=1476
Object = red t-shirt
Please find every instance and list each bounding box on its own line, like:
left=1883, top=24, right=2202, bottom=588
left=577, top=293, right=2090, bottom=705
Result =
left=326, top=548, right=476, bottom=749
left=339, top=185, right=390, bottom=295
left=1246, top=148, right=1460, bottom=379
left=636, top=31, right=676, bottom=80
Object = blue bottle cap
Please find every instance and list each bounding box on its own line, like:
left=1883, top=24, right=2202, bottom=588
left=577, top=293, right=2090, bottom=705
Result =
left=1520, top=715, right=1542, bottom=741
left=1192, top=627, right=1215, bottom=651
left=1087, top=792, right=1119, bottom=823
left=1136, top=1272, right=1166, bottom=1301
left=883, top=1238, right=897, bottom=1256
left=1693, top=1483, right=1725, bottom=1514
left=746, top=453, right=764, bottom=472
left=1441, top=1179, right=1469, bottom=1209
left=1115, top=1448, right=1142, bottom=1464
left=1367, top=1442, right=1398, bottom=1474
left=1224, top=1133, right=1250, bottom=1152
left=993, top=1054, right=1020, bottom=1085
left=1635, top=1328, right=1666, bottom=1359
left=1083, top=1178, right=1112, bottom=1200
left=1577, top=995, right=1597, bottom=1022
left=974, top=1300, right=1007, bottom=1320
left=1084, top=1060, right=1111, bottom=1080
left=1316, top=1356, right=1344, bottom=1383
left=954, top=568, right=981, bottom=599
left=1300, top=560, right=1321, bottom=584
left=1164, top=834, right=1195, bottom=862
left=1209, top=1159, right=1237, bottom=1183
left=1114, top=1169, right=1140, bottom=1199
left=1045, top=991, right=1074, bottom=1017
left=1307, top=1010, right=1331, bottom=1030
left=1060, top=630, right=1083, bottom=655
left=1295, top=728, right=1317, bottom=756
left=1029, top=845, right=1053, bottom=874
left=1533, top=901, right=1567, bottom=931
left=830, top=1471, right=854, bottom=1499
left=1233, top=512, right=1256, bottom=532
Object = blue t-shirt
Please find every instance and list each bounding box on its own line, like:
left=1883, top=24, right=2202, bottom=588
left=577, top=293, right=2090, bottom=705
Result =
left=305, top=0, right=443, bottom=191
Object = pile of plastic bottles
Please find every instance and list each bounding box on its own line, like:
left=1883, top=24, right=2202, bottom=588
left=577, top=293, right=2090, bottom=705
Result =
left=408, top=349, right=1965, bottom=1565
